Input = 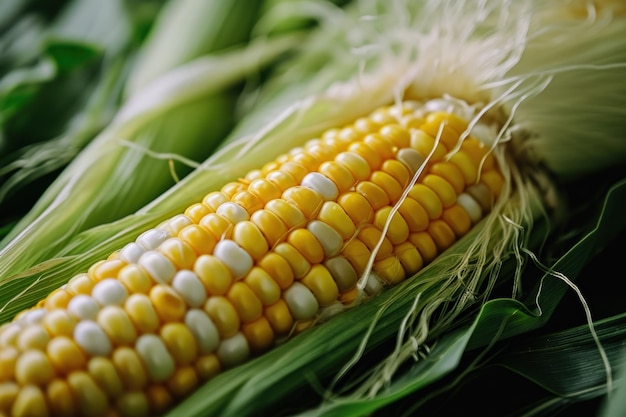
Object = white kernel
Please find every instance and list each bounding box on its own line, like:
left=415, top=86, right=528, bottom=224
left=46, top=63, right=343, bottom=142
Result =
left=216, top=202, right=249, bottom=223
left=301, top=172, right=338, bottom=201
left=67, top=295, right=100, bottom=320
left=17, top=308, right=46, bottom=326
left=216, top=332, right=250, bottom=367
left=457, top=193, right=483, bottom=224
left=172, top=270, right=207, bottom=308
left=0, top=323, right=21, bottom=346
left=74, top=321, right=112, bottom=356
left=307, top=221, right=343, bottom=257
left=185, top=309, right=220, bottom=354
left=164, top=214, right=193, bottom=235
left=135, top=334, right=175, bottom=382
left=136, top=229, right=170, bottom=250
left=119, top=242, right=145, bottom=264
left=213, top=240, right=253, bottom=279
left=91, top=279, right=128, bottom=306
left=424, top=98, right=456, bottom=114
left=138, top=251, right=176, bottom=284
left=283, top=282, right=319, bottom=321
left=470, top=122, right=496, bottom=146
left=397, top=148, right=425, bottom=175
left=364, top=272, right=383, bottom=296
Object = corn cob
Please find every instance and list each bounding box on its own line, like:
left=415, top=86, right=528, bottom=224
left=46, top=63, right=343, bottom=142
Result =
left=0, top=99, right=503, bottom=417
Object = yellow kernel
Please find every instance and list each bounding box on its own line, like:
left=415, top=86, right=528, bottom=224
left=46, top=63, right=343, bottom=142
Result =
left=46, top=379, right=75, bottom=416
left=301, top=265, right=339, bottom=305
left=11, top=385, right=48, bottom=417
left=67, top=371, right=108, bottom=416
left=422, top=174, right=457, bottom=208
left=397, top=197, right=429, bottom=232
left=250, top=209, right=288, bottom=248
left=280, top=161, right=308, bottom=183
left=199, top=213, right=232, bottom=241
left=0, top=347, right=18, bottom=381
left=87, top=356, right=123, bottom=398
left=88, top=259, right=126, bottom=283
left=273, top=242, right=311, bottom=279
left=265, top=170, right=298, bottom=192
left=146, top=385, right=173, bottom=415
left=356, top=181, right=389, bottom=210
left=65, top=273, right=94, bottom=295
left=247, top=178, right=282, bottom=203
left=379, top=124, right=410, bottom=148
left=335, top=151, right=371, bottom=181
left=178, top=224, right=217, bottom=256
left=353, top=117, right=381, bottom=134
left=44, top=289, right=72, bottom=310
left=265, top=198, right=306, bottom=230
left=337, top=192, right=374, bottom=226
left=231, top=190, right=264, bottom=214
left=125, top=294, right=159, bottom=334
left=118, top=264, right=153, bottom=294
left=264, top=300, right=293, bottom=335
left=97, top=306, right=137, bottom=346
left=202, top=191, right=229, bottom=212
left=227, top=282, right=263, bottom=324
left=150, top=285, right=186, bottom=323
left=427, top=219, right=457, bottom=252
left=480, top=170, right=504, bottom=197
left=462, top=137, right=496, bottom=170
left=204, top=296, right=240, bottom=338
left=233, top=221, right=269, bottom=261
left=373, top=256, right=406, bottom=284
left=347, top=142, right=382, bottom=170
left=371, top=171, right=404, bottom=203
left=244, top=268, right=281, bottom=306
left=282, top=186, right=323, bottom=219
left=161, top=323, right=198, bottom=365
left=317, top=201, right=356, bottom=240
left=394, top=242, right=424, bottom=276
left=17, top=325, right=49, bottom=351
left=382, top=159, right=410, bottom=188
left=342, top=239, right=371, bottom=275
left=241, top=317, right=274, bottom=353
left=399, top=114, right=423, bottom=130
left=194, top=254, right=233, bottom=296
left=409, top=232, right=439, bottom=264
left=158, top=238, right=197, bottom=270
left=363, top=133, right=396, bottom=160
left=420, top=120, right=460, bottom=150
left=374, top=206, right=410, bottom=245
left=358, top=227, right=393, bottom=261
left=429, top=161, right=465, bottom=194
left=411, top=130, right=447, bottom=162
left=47, top=336, right=86, bottom=374
left=167, top=366, right=198, bottom=399
left=287, top=229, right=325, bottom=264
left=194, top=354, right=221, bottom=381
left=112, top=347, right=148, bottom=390
left=116, top=392, right=149, bottom=417
left=257, top=253, right=294, bottom=290
left=184, top=202, right=211, bottom=223
left=15, top=349, right=55, bottom=385
left=449, top=151, right=479, bottom=185
left=442, top=205, right=472, bottom=237
left=221, top=182, right=245, bottom=198
left=408, top=184, right=443, bottom=219
left=291, top=152, right=320, bottom=172
left=318, top=161, right=355, bottom=193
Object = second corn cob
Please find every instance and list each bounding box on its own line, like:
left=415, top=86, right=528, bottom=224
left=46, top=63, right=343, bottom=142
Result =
left=0, top=98, right=503, bottom=417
